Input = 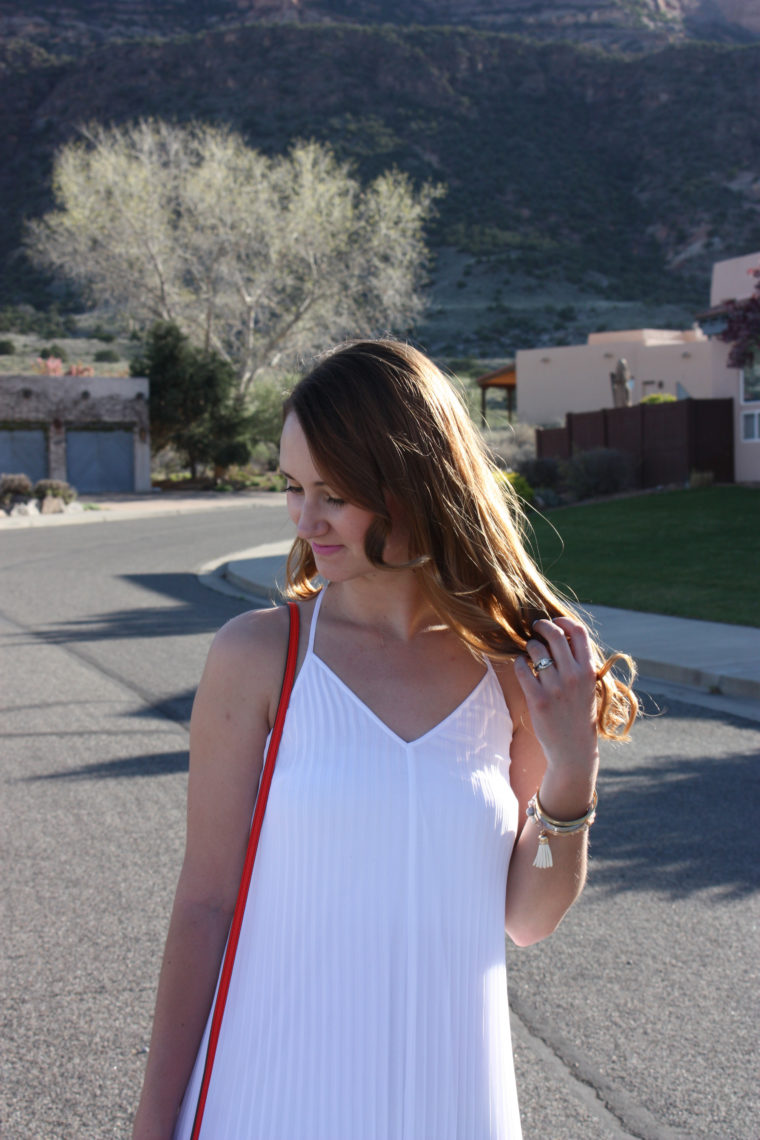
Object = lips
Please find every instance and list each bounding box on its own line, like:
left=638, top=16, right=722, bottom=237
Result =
left=311, top=542, right=343, bottom=555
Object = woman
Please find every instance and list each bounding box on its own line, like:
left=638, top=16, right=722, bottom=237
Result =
left=133, top=338, right=636, bottom=1140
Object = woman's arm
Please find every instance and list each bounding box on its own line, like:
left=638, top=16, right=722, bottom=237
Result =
left=132, top=605, right=290, bottom=1140
left=500, top=616, right=600, bottom=948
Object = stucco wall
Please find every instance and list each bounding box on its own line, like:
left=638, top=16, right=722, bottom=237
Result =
left=516, top=334, right=759, bottom=483
left=0, top=374, right=151, bottom=491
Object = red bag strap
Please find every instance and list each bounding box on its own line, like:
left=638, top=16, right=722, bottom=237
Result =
left=190, top=602, right=301, bottom=1140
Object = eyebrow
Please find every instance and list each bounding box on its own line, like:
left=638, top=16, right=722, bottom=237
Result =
left=278, top=468, right=327, bottom=487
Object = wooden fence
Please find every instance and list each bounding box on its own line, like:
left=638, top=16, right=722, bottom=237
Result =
left=535, top=399, right=734, bottom=487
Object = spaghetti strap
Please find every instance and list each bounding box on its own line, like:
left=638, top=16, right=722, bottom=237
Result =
left=305, top=587, right=326, bottom=658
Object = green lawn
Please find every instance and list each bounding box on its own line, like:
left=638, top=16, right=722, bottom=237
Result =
left=526, top=486, right=759, bottom=627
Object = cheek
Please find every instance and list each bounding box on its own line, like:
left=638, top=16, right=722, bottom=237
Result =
left=342, top=506, right=374, bottom=546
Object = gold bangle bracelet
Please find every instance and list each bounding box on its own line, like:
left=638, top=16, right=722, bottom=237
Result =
left=531, top=788, right=598, bottom=832
left=526, top=788, right=598, bottom=870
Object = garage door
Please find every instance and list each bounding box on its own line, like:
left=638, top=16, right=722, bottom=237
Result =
left=66, top=429, right=135, bottom=493
left=0, top=429, right=48, bottom=483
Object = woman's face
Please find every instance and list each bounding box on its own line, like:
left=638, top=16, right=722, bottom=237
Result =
left=279, top=413, right=408, bottom=579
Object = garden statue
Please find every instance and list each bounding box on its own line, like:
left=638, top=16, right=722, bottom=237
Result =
left=610, top=358, right=632, bottom=407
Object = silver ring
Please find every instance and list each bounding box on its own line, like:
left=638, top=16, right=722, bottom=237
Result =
left=533, top=656, right=555, bottom=672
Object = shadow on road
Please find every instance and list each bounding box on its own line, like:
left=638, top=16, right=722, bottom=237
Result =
left=22, top=749, right=189, bottom=781
left=29, top=572, right=247, bottom=644
left=594, top=744, right=759, bottom=900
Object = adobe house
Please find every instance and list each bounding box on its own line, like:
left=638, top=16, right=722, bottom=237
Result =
left=515, top=252, right=760, bottom=483
left=0, top=374, right=151, bottom=492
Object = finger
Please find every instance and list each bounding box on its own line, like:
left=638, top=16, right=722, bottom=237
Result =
left=530, top=618, right=574, bottom=670
left=524, top=639, right=559, bottom=681
left=552, top=616, right=596, bottom=672
left=514, top=654, right=543, bottom=695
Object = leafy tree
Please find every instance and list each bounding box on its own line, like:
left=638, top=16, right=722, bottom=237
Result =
left=716, top=267, right=760, bottom=369
left=131, top=321, right=254, bottom=477
left=26, top=120, right=440, bottom=396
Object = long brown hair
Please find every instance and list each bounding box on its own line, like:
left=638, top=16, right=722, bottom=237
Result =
left=283, top=338, right=637, bottom=740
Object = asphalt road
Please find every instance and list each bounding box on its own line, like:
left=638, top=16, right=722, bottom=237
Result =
left=1, top=505, right=758, bottom=1140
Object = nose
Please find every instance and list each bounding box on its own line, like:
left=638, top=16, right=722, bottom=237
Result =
left=295, top=496, right=328, bottom=540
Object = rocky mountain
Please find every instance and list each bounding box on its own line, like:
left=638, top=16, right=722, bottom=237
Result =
left=0, top=12, right=759, bottom=348
left=1, top=0, right=758, bottom=55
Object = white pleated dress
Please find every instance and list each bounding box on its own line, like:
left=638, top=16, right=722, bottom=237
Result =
left=174, top=590, right=522, bottom=1140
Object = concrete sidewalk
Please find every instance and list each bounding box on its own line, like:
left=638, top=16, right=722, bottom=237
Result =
left=207, top=539, right=760, bottom=705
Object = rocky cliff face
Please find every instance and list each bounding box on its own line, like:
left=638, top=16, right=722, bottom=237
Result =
left=0, top=0, right=757, bottom=54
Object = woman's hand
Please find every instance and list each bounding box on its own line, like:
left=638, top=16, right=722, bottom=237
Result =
left=514, top=616, right=599, bottom=811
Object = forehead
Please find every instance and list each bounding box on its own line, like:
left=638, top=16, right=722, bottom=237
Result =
left=280, top=413, right=323, bottom=480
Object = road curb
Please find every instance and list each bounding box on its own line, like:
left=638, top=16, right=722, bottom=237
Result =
left=632, top=657, right=760, bottom=703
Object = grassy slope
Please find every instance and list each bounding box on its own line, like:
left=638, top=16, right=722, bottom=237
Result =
left=526, top=486, right=759, bottom=627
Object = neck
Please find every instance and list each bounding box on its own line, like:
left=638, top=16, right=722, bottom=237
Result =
left=325, top=570, right=440, bottom=642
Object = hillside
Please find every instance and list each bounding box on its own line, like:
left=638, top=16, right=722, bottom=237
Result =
left=1, top=23, right=759, bottom=353
left=1, top=0, right=759, bottom=54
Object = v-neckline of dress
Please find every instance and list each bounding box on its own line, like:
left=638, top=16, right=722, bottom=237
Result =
left=310, top=653, right=492, bottom=748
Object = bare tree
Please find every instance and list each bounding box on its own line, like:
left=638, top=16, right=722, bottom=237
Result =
left=26, top=120, right=440, bottom=394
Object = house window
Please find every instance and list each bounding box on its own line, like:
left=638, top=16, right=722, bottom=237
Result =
left=741, top=353, right=760, bottom=403
left=742, top=411, right=759, bottom=441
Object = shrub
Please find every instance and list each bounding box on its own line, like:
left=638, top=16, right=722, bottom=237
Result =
left=518, top=456, right=561, bottom=490
left=248, top=378, right=290, bottom=446
left=39, top=343, right=68, bottom=362
left=483, top=423, right=537, bottom=471
left=689, top=469, right=714, bottom=489
left=0, top=337, right=16, bottom=355
left=534, top=486, right=561, bottom=509
left=0, top=473, right=33, bottom=505
left=94, top=347, right=120, bottom=363
left=33, top=478, right=77, bottom=504
left=494, top=469, right=535, bottom=506
left=640, top=392, right=676, bottom=404
left=561, top=448, right=634, bottom=500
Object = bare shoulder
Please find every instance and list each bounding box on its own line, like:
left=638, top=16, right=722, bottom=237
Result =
left=210, top=603, right=291, bottom=663
left=197, top=604, right=295, bottom=728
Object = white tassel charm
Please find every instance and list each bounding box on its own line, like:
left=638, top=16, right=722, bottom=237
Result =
left=526, top=788, right=597, bottom=871
left=533, top=832, right=553, bottom=869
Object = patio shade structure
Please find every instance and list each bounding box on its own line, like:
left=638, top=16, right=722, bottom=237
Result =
left=476, top=363, right=516, bottom=425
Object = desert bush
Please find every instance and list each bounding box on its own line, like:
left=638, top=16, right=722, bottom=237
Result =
left=0, top=473, right=33, bottom=505
left=483, top=423, right=537, bottom=470
left=562, top=448, right=634, bottom=500
left=39, top=343, right=68, bottom=362
left=0, top=337, right=16, bottom=355
left=518, top=456, right=561, bottom=490
left=94, top=347, right=121, bottom=363
left=33, top=479, right=77, bottom=503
